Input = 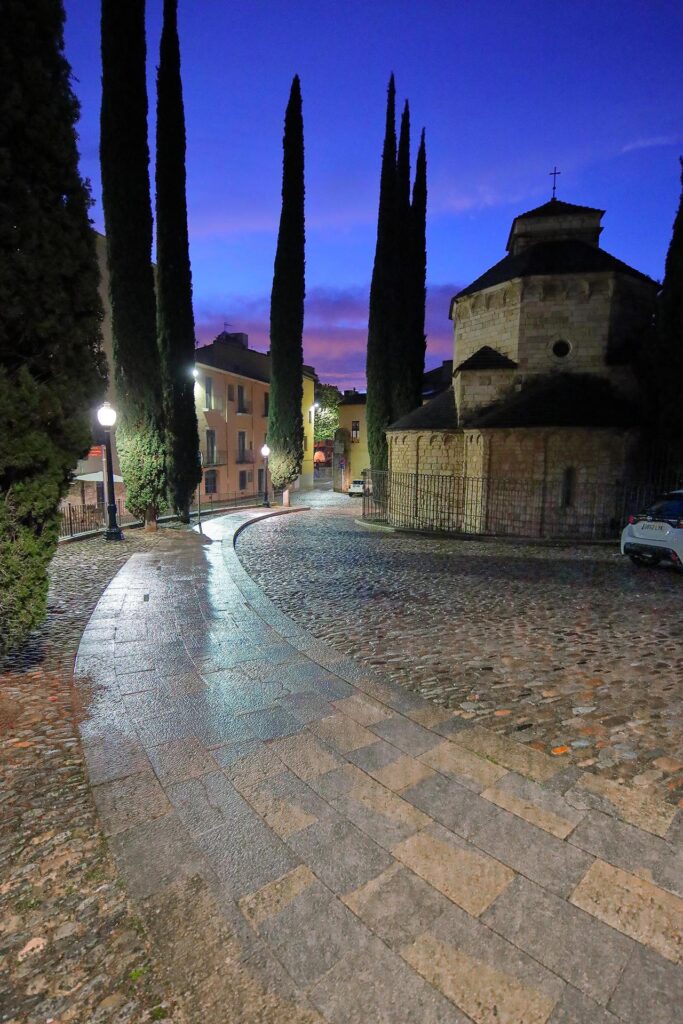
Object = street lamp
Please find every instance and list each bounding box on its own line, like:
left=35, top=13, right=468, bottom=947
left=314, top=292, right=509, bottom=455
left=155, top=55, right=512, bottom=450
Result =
left=191, top=367, right=198, bottom=379
left=97, top=402, right=123, bottom=541
left=260, top=443, right=271, bottom=507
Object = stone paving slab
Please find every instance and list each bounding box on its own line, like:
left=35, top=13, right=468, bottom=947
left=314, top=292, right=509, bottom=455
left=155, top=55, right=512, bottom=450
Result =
left=72, top=507, right=683, bottom=1023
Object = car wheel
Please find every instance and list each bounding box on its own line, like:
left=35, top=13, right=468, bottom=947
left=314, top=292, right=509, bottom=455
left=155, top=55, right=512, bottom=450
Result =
left=629, top=553, right=660, bottom=568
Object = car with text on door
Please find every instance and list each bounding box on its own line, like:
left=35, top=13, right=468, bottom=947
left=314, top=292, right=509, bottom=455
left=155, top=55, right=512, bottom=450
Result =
left=621, top=490, right=683, bottom=568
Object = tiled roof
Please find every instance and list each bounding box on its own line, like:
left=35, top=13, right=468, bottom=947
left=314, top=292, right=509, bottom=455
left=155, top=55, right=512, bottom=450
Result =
left=468, top=373, right=639, bottom=429
left=512, top=198, right=604, bottom=221
left=455, top=346, right=518, bottom=372
left=452, top=238, right=656, bottom=302
left=387, top=386, right=458, bottom=431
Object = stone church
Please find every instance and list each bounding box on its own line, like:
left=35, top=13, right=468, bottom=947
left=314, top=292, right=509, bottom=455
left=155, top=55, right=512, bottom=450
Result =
left=386, top=198, right=659, bottom=536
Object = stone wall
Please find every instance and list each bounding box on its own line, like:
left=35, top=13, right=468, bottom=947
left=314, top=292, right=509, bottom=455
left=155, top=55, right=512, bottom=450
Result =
left=454, top=368, right=515, bottom=425
left=453, top=281, right=522, bottom=368
left=385, top=425, right=637, bottom=538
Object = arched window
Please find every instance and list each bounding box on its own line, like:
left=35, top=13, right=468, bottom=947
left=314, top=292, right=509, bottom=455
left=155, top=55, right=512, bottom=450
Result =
left=561, top=467, right=576, bottom=508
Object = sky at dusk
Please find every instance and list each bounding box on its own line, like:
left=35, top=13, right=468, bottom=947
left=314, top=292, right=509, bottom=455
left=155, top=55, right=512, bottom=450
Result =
left=64, top=0, right=683, bottom=391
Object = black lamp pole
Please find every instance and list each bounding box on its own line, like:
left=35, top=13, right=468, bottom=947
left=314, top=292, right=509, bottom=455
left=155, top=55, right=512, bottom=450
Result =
left=261, top=445, right=271, bottom=507
left=98, top=403, right=123, bottom=541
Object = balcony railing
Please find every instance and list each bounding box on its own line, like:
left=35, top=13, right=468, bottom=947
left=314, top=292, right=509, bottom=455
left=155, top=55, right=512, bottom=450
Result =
left=236, top=450, right=255, bottom=464
left=201, top=448, right=227, bottom=467
left=236, top=402, right=251, bottom=414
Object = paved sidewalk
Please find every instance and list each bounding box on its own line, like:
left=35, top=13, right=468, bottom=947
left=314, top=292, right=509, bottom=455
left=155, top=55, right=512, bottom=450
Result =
left=76, top=509, right=683, bottom=1024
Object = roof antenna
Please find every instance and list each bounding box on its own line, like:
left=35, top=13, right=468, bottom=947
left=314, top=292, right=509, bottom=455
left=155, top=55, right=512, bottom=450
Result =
left=549, top=166, right=561, bottom=200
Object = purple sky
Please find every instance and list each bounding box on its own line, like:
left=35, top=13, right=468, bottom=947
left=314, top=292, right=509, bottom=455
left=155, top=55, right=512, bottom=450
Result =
left=64, top=0, right=683, bottom=390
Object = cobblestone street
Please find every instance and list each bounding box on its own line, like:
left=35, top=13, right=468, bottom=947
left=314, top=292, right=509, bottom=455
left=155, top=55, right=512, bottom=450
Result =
left=0, top=529, right=185, bottom=1024
left=237, top=489, right=683, bottom=804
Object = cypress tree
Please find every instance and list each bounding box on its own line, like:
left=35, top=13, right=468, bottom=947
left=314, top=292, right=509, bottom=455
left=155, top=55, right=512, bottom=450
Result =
left=100, top=0, right=167, bottom=526
left=366, top=75, right=397, bottom=473
left=408, top=128, right=428, bottom=409
left=653, top=159, right=683, bottom=449
left=392, top=100, right=415, bottom=421
left=268, top=75, right=305, bottom=494
left=156, top=0, right=201, bottom=522
left=0, top=0, right=107, bottom=654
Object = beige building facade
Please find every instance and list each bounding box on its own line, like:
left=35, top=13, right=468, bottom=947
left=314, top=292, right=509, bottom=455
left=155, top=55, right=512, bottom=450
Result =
left=333, top=390, right=369, bottom=492
left=196, top=331, right=317, bottom=502
left=386, top=198, right=658, bottom=537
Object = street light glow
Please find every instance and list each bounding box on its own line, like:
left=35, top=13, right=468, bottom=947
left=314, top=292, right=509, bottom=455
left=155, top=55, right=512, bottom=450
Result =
left=97, top=401, right=117, bottom=427
left=260, top=444, right=271, bottom=458
left=191, top=367, right=199, bottom=378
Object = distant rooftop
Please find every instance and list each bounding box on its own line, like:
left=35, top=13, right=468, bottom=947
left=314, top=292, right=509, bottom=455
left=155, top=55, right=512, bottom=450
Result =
left=196, top=331, right=316, bottom=383
left=339, top=389, right=367, bottom=406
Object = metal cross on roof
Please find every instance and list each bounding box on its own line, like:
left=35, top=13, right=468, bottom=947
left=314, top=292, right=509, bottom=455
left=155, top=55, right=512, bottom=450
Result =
left=549, top=166, right=561, bottom=198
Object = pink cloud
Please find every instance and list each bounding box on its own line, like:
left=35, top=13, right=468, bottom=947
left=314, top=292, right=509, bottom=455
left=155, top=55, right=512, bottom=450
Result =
left=195, top=281, right=457, bottom=387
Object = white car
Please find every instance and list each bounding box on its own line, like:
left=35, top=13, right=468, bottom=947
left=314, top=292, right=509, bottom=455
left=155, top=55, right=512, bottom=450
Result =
left=621, top=490, right=683, bottom=568
left=347, top=479, right=364, bottom=497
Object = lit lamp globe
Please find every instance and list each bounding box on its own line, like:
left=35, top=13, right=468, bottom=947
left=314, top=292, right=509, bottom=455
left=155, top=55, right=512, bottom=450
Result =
left=97, top=401, right=117, bottom=427
left=260, top=443, right=271, bottom=458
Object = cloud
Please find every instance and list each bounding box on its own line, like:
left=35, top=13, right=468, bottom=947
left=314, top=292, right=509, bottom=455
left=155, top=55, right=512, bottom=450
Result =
left=195, top=281, right=457, bottom=388
left=621, top=135, right=682, bottom=154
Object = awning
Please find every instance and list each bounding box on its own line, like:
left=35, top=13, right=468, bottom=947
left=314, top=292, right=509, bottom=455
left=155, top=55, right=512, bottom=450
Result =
left=74, top=472, right=124, bottom=483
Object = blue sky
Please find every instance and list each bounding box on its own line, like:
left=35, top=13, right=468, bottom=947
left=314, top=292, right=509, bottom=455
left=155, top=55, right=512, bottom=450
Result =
left=64, top=0, right=683, bottom=388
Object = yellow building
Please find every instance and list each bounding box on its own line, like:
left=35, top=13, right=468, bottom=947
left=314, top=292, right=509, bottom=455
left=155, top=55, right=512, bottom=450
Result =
left=333, top=390, right=369, bottom=491
left=195, top=330, right=318, bottom=502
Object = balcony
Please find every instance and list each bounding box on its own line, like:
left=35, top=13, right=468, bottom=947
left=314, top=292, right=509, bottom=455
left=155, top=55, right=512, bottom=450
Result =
left=201, top=449, right=227, bottom=467
left=236, top=402, right=251, bottom=415
left=236, top=450, right=255, bottom=464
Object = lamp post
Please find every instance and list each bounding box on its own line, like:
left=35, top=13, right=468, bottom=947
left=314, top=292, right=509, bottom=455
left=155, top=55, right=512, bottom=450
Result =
left=260, top=443, right=271, bottom=507
left=97, top=401, right=123, bottom=541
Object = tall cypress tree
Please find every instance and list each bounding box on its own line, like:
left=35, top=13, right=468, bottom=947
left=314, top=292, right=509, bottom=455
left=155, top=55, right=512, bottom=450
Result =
left=156, top=0, right=201, bottom=522
left=408, top=128, right=428, bottom=410
left=268, top=75, right=305, bottom=494
left=0, top=0, right=107, bottom=654
left=100, top=0, right=166, bottom=526
left=653, top=159, right=683, bottom=449
left=366, top=75, right=397, bottom=473
left=392, top=100, right=414, bottom=421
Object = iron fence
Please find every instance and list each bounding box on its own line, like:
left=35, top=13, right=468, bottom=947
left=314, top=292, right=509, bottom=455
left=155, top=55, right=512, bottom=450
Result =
left=362, top=470, right=680, bottom=541
left=58, top=500, right=137, bottom=539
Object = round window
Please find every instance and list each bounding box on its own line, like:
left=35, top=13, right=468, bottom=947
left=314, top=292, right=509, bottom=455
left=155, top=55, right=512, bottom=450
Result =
left=552, top=340, right=571, bottom=358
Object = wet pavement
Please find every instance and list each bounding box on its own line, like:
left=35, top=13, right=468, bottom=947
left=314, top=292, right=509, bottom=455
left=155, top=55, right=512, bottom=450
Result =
left=70, top=506, right=683, bottom=1023
left=238, top=488, right=683, bottom=805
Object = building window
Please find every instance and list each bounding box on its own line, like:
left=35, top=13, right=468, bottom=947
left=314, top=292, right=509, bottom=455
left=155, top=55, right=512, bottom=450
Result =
left=308, top=409, right=312, bottom=424
left=237, top=384, right=247, bottom=413
left=237, top=431, right=246, bottom=462
left=227, top=383, right=235, bottom=402
left=239, top=470, right=247, bottom=490
left=304, top=435, right=308, bottom=451
left=205, top=469, right=217, bottom=495
left=552, top=339, right=571, bottom=358
left=351, top=420, right=360, bottom=442
left=205, top=376, right=213, bottom=409
left=247, top=471, right=253, bottom=483
left=264, top=393, right=269, bottom=416
left=561, top=467, right=576, bottom=508
left=205, top=429, right=216, bottom=464
left=258, top=467, right=264, bottom=492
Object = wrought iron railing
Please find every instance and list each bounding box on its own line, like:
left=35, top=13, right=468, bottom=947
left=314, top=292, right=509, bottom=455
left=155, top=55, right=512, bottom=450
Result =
left=362, top=470, right=680, bottom=541
left=58, top=500, right=137, bottom=539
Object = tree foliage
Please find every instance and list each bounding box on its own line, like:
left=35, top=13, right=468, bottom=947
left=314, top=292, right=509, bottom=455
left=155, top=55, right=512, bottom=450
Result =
left=366, top=75, right=397, bottom=473
left=268, top=75, right=305, bottom=491
left=0, top=0, right=106, bottom=655
left=314, top=383, right=341, bottom=440
left=366, top=77, right=428, bottom=472
left=100, top=0, right=166, bottom=523
left=156, top=0, right=201, bottom=521
left=646, top=159, right=683, bottom=453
